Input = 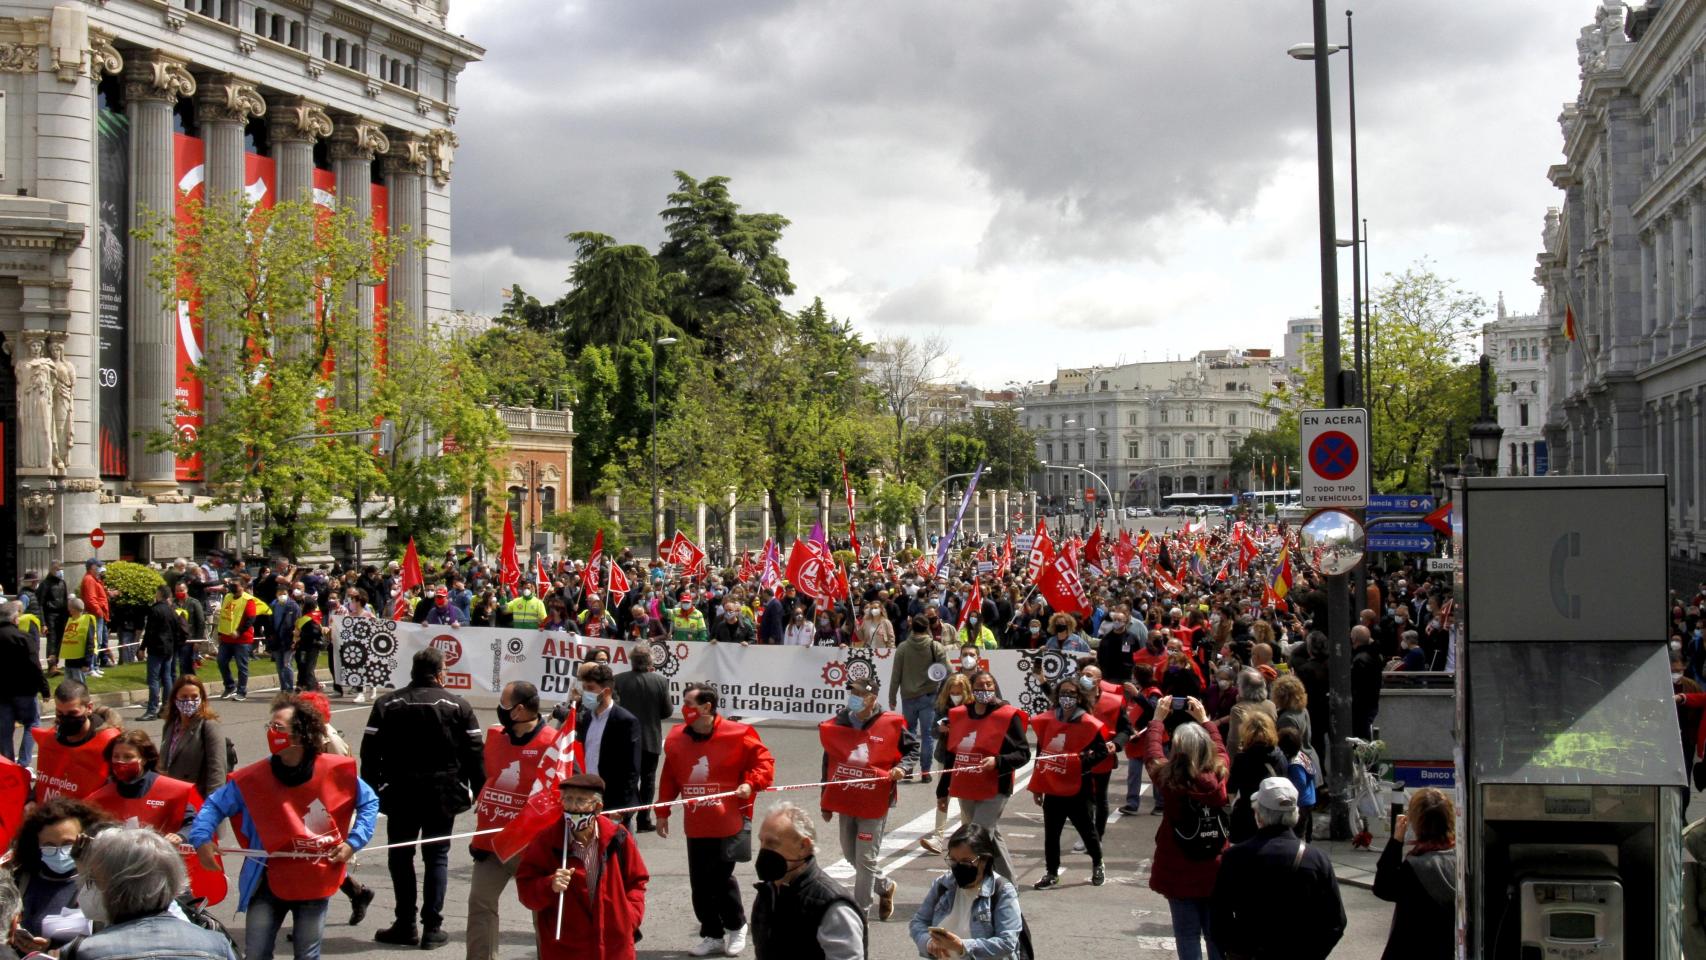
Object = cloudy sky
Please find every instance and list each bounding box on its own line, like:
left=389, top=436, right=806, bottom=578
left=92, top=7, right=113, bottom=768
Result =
left=443, top=1, right=1588, bottom=388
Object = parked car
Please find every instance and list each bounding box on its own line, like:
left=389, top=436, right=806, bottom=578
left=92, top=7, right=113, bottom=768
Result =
left=1125, top=506, right=1154, bottom=518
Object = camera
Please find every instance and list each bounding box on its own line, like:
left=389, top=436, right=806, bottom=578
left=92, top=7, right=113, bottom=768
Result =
left=1172, top=696, right=1189, bottom=711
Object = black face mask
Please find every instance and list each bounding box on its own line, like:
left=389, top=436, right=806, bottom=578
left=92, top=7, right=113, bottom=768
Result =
left=755, top=848, right=807, bottom=883
left=496, top=705, right=521, bottom=730
left=951, top=861, right=981, bottom=888
left=58, top=713, right=87, bottom=736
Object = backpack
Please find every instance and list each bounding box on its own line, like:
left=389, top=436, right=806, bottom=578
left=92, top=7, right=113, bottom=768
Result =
left=1288, top=754, right=1317, bottom=807
left=1172, top=794, right=1230, bottom=861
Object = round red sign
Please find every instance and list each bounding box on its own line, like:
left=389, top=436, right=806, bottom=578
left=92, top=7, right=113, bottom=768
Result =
left=89, top=527, right=106, bottom=549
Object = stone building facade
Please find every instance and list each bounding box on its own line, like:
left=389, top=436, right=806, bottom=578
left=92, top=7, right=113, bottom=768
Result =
left=1482, top=295, right=1554, bottom=477
left=0, top=0, right=480, bottom=587
left=1536, top=0, right=1706, bottom=566
left=1018, top=350, right=1292, bottom=509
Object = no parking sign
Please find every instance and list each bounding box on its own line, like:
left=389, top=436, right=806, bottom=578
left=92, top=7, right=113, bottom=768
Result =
left=1299, top=408, right=1369, bottom=510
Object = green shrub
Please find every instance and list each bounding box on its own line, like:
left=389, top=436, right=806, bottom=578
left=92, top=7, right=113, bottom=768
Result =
left=103, top=561, right=166, bottom=608
left=831, top=549, right=856, bottom=570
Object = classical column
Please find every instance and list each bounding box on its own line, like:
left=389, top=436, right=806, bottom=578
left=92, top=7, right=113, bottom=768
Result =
left=1674, top=210, right=1690, bottom=351
left=1640, top=232, right=1655, bottom=348
left=125, top=54, right=195, bottom=492
left=328, top=118, right=388, bottom=403
left=760, top=491, right=772, bottom=544
left=1654, top=220, right=1670, bottom=362
left=1695, top=189, right=1706, bottom=345
left=195, top=77, right=265, bottom=429
left=268, top=97, right=332, bottom=205
left=382, top=134, right=428, bottom=340
left=694, top=501, right=707, bottom=549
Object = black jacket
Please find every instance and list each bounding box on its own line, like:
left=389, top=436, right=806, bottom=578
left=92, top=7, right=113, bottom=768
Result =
left=1372, top=840, right=1456, bottom=960
left=0, top=622, right=49, bottom=699
left=37, top=573, right=68, bottom=618
left=141, top=600, right=187, bottom=658
left=1210, top=825, right=1346, bottom=960
left=612, top=669, right=672, bottom=755
left=751, top=860, right=865, bottom=960
left=1351, top=644, right=1384, bottom=720
left=575, top=703, right=642, bottom=812
left=360, top=680, right=485, bottom=818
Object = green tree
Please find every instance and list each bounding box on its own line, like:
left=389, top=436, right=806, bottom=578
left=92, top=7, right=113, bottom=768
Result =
left=466, top=326, right=573, bottom=408
left=655, top=171, right=795, bottom=348
left=146, top=196, right=399, bottom=559
left=542, top=504, right=625, bottom=557
left=562, top=231, right=674, bottom=350
left=568, top=344, right=621, bottom=500
left=498, top=283, right=567, bottom=334
left=1228, top=425, right=1302, bottom=492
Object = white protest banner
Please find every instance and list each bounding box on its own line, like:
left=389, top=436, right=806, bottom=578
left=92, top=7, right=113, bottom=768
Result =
left=331, top=617, right=1086, bottom=721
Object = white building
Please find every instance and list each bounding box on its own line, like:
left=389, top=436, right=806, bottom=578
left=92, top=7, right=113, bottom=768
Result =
left=1283, top=317, right=1322, bottom=372
left=1018, top=349, right=1292, bottom=508
left=0, top=0, right=479, bottom=585
left=1535, top=0, right=1706, bottom=574
left=1482, top=295, right=1553, bottom=476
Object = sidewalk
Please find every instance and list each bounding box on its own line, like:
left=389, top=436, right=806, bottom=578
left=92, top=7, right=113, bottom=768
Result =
left=1309, top=808, right=1395, bottom=892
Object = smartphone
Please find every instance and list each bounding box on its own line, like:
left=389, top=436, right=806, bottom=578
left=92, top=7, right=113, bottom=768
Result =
left=927, top=927, right=951, bottom=937
left=1172, top=696, right=1188, bottom=711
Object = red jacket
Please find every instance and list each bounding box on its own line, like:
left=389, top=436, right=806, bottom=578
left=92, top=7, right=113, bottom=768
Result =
left=1679, top=692, right=1706, bottom=760
left=516, top=815, right=648, bottom=960
left=80, top=573, right=109, bottom=620
left=1144, top=717, right=1229, bottom=900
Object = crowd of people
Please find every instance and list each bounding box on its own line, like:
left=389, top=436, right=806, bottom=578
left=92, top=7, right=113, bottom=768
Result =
left=0, top=515, right=1540, bottom=960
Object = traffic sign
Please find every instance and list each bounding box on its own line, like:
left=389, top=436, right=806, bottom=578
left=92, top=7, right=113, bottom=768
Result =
left=1299, top=408, right=1369, bottom=510
left=1366, top=533, right=1434, bottom=553
left=1423, top=503, right=1453, bottom=536
left=1425, top=557, right=1460, bottom=573
left=89, top=527, right=106, bottom=549
left=1365, top=520, right=1436, bottom=536
left=1366, top=494, right=1436, bottom=514
left=1084, top=487, right=1096, bottom=502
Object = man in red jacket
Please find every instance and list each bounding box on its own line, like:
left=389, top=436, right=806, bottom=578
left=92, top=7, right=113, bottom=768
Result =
left=516, top=773, right=648, bottom=960
left=656, top=682, right=775, bottom=958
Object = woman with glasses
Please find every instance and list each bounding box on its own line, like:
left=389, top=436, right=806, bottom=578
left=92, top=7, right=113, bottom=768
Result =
left=907, top=823, right=1023, bottom=960
left=6, top=796, right=110, bottom=953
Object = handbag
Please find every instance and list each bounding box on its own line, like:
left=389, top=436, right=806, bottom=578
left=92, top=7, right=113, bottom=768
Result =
left=720, top=818, right=752, bottom=863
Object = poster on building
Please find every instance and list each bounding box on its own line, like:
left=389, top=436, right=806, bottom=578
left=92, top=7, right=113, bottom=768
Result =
left=172, top=133, right=205, bottom=482
left=331, top=617, right=1079, bottom=721
left=96, top=105, right=128, bottom=478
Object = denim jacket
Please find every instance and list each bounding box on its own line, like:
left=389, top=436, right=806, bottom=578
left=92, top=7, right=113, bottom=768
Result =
left=61, top=912, right=236, bottom=960
left=907, top=872, right=1021, bottom=959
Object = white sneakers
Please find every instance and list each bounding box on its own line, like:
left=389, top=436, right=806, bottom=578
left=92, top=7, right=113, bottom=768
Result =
left=688, top=936, right=724, bottom=957
left=352, top=690, right=367, bottom=704
left=724, top=924, right=748, bottom=956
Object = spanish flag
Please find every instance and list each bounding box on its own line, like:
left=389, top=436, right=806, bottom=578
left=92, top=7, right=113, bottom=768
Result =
left=1270, top=547, right=1295, bottom=601
left=1563, top=302, right=1577, bottom=342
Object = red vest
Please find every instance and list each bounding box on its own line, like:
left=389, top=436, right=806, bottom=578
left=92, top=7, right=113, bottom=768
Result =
left=1090, top=683, right=1123, bottom=774
left=31, top=727, right=120, bottom=803
left=662, top=720, right=758, bottom=838
left=946, top=704, right=1019, bottom=801
left=472, top=724, right=561, bottom=853
left=231, top=754, right=359, bottom=901
left=88, top=774, right=200, bottom=833
left=818, top=713, right=907, bottom=820
left=1028, top=712, right=1106, bottom=796
left=1126, top=685, right=1162, bottom=759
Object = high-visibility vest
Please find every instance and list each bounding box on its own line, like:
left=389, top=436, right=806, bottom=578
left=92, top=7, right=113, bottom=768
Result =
left=59, top=614, right=96, bottom=661
left=217, top=593, right=256, bottom=641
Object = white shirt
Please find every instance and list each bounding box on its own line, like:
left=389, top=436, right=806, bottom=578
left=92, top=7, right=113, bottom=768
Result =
left=942, top=884, right=977, bottom=941
left=784, top=622, right=814, bottom=646
left=584, top=702, right=612, bottom=779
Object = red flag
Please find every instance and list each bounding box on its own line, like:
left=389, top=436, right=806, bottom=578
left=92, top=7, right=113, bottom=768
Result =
left=867, top=551, right=885, bottom=575
left=1083, top=527, right=1104, bottom=574
left=737, top=551, right=757, bottom=583
left=759, top=539, right=782, bottom=593
left=607, top=558, right=631, bottom=597
left=391, top=538, right=423, bottom=620
left=913, top=554, right=935, bottom=578
left=0, top=756, right=28, bottom=853
left=840, top=450, right=861, bottom=562
left=535, top=555, right=552, bottom=595
left=958, top=579, right=984, bottom=629
left=785, top=538, right=836, bottom=601
left=1113, top=529, right=1134, bottom=576
left=1038, top=551, right=1090, bottom=616
left=1271, top=548, right=1295, bottom=600
left=997, top=534, right=1013, bottom=573
left=667, top=531, right=706, bottom=576
left=582, top=530, right=604, bottom=593
left=499, top=513, right=522, bottom=593
left=492, top=709, right=579, bottom=861
left=1025, top=520, right=1055, bottom=582
left=1563, top=301, right=1578, bottom=342
left=832, top=563, right=852, bottom=602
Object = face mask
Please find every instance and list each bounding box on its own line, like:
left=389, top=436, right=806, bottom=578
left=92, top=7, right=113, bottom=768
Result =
left=1078, top=675, right=1097, bottom=692
left=967, top=618, right=979, bottom=628
left=949, top=693, right=965, bottom=705
left=112, top=759, right=144, bottom=782
left=951, top=861, right=981, bottom=888
left=869, top=609, right=881, bottom=618
left=973, top=690, right=995, bottom=705
left=497, top=705, right=521, bottom=730
left=523, top=589, right=533, bottom=598
left=266, top=729, right=292, bottom=754
left=847, top=693, right=866, bottom=713
left=817, top=617, right=829, bottom=626
left=58, top=713, right=87, bottom=735
left=176, top=697, right=201, bottom=716
left=580, top=690, right=602, bottom=712
left=725, top=611, right=739, bottom=621
left=40, top=845, right=76, bottom=875
left=961, top=655, right=977, bottom=669
left=682, top=703, right=702, bottom=724
left=927, top=612, right=939, bottom=622
left=569, top=813, right=596, bottom=834
left=277, top=595, right=288, bottom=605
left=1058, top=695, right=1080, bottom=712
left=436, top=596, right=448, bottom=607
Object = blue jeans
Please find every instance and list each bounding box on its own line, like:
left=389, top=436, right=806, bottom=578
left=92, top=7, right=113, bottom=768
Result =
left=1168, top=897, right=1223, bottom=960
left=0, top=696, right=40, bottom=765
left=95, top=619, right=111, bottom=666
left=274, top=636, right=295, bottom=693
left=178, top=642, right=199, bottom=677
left=217, top=642, right=251, bottom=695
left=117, top=628, right=137, bottom=665
left=145, top=652, right=175, bottom=714
left=246, top=881, right=328, bottom=960
left=901, top=694, right=937, bottom=773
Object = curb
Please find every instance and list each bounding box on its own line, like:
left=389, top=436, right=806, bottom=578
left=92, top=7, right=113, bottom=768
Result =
left=92, top=679, right=289, bottom=711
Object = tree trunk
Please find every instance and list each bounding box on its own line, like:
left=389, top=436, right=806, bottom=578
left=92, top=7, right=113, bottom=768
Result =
left=769, top=488, right=790, bottom=541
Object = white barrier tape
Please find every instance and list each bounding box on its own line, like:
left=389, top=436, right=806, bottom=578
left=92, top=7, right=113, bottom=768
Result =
left=212, top=754, right=1083, bottom=861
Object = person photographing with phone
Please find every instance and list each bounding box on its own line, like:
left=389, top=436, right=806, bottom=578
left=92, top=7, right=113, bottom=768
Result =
left=1144, top=694, right=1230, bottom=960
left=907, top=823, right=1023, bottom=959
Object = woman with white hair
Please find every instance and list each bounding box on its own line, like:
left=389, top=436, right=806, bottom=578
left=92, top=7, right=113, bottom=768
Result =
left=1143, top=696, right=1229, bottom=960
left=63, top=826, right=236, bottom=959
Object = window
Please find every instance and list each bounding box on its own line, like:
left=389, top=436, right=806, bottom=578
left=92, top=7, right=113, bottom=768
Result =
left=1186, top=407, right=1195, bottom=423
left=1076, top=442, right=1085, bottom=460
left=1044, top=414, right=1052, bottom=429
left=1519, top=402, right=1530, bottom=427
left=322, top=34, right=333, bottom=59
left=540, top=486, right=557, bottom=517
left=1100, top=380, right=1109, bottom=391
left=1099, top=441, right=1107, bottom=459
left=1227, top=412, right=1238, bottom=426
left=1098, top=412, right=1107, bottom=427
left=1160, top=408, right=1170, bottom=424
left=254, top=6, right=266, bottom=33
left=1159, top=439, right=1171, bottom=458
left=1128, top=441, right=1140, bottom=459
left=1225, top=382, right=1238, bottom=392
left=507, top=486, right=524, bottom=517
left=1207, top=439, right=1215, bottom=457
left=288, top=20, right=303, bottom=49
left=1045, top=443, right=1054, bottom=462
left=1128, top=412, right=1138, bottom=426
left=1185, top=438, right=1197, bottom=458
left=1520, top=443, right=1530, bottom=475
left=335, top=39, right=347, bottom=64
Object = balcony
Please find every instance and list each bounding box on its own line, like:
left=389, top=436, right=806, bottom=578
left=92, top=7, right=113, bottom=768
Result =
left=497, top=406, right=575, bottom=435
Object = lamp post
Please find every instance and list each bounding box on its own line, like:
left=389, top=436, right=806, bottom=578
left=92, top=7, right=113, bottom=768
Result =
left=1467, top=355, right=1504, bottom=475
left=650, top=336, right=677, bottom=558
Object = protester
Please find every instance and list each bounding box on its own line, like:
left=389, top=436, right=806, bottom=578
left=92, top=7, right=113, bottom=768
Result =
left=214, top=576, right=258, bottom=703
left=611, top=649, right=671, bottom=833
left=750, top=802, right=864, bottom=959
left=137, top=586, right=187, bottom=722
left=672, top=595, right=709, bottom=644
left=818, top=677, right=915, bottom=921
left=889, top=616, right=952, bottom=783
left=79, top=561, right=110, bottom=673
left=655, top=682, right=775, bottom=957
left=1351, top=624, right=1383, bottom=740
left=360, top=648, right=484, bottom=949
left=919, top=673, right=973, bottom=855
left=1226, top=710, right=1285, bottom=843
left=39, top=561, right=70, bottom=677
left=0, top=602, right=49, bottom=766
left=1028, top=677, right=1108, bottom=889
left=1373, top=787, right=1458, bottom=960
left=158, top=676, right=229, bottom=800
left=6, top=798, right=109, bottom=951
left=907, top=823, right=1023, bottom=960
left=174, top=584, right=206, bottom=677
left=65, top=827, right=238, bottom=959
left=1209, top=777, right=1345, bottom=959
left=1120, top=662, right=1163, bottom=816
left=33, top=682, right=121, bottom=804
left=854, top=601, right=895, bottom=648
left=1076, top=663, right=1131, bottom=841
left=935, top=671, right=1030, bottom=880
left=575, top=662, right=641, bottom=821
left=783, top=608, right=814, bottom=646
left=1277, top=726, right=1318, bottom=840
left=1145, top=697, right=1229, bottom=960
left=465, top=681, right=558, bottom=960
left=1224, top=667, right=1277, bottom=755
left=58, top=598, right=97, bottom=685
left=86, top=730, right=198, bottom=842
left=188, top=694, right=380, bottom=960
left=515, top=772, right=650, bottom=960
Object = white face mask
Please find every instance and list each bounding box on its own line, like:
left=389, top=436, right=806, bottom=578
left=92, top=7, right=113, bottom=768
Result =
left=949, top=693, right=965, bottom=705
left=78, top=880, right=107, bottom=925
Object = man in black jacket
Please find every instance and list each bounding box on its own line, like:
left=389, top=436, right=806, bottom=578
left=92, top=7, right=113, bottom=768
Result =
left=1210, top=778, right=1345, bottom=960
left=0, top=601, right=50, bottom=765
left=139, top=586, right=187, bottom=721
left=360, top=647, right=484, bottom=949
left=1350, top=624, right=1384, bottom=741
left=612, top=648, right=671, bottom=831
left=750, top=802, right=865, bottom=959
left=36, top=561, right=68, bottom=673
left=574, top=661, right=641, bottom=822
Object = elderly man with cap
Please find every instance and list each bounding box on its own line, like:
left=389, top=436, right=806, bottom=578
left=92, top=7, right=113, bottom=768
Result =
left=1209, top=777, right=1345, bottom=960
left=817, top=676, right=917, bottom=922
left=750, top=801, right=865, bottom=960
left=515, top=772, right=650, bottom=960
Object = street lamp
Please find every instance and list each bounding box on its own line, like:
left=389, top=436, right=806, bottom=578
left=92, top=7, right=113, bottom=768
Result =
left=1467, top=355, right=1504, bottom=475
left=650, top=336, right=678, bottom=557
left=1428, top=466, right=1445, bottom=504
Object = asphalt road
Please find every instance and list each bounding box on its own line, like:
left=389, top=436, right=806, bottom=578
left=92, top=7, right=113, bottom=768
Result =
left=135, top=686, right=1400, bottom=959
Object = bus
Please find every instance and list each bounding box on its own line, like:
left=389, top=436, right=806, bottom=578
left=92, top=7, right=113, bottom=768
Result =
left=1239, top=489, right=1301, bottom=509
left=1160, top=492, right=1238, bottom=516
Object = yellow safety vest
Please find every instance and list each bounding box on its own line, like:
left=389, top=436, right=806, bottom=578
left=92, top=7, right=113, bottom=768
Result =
left=60, top=614, right=96, bottom=661
left=18, top=612, right=42, bottom=638
left=217, top=593, right=255, bottom=637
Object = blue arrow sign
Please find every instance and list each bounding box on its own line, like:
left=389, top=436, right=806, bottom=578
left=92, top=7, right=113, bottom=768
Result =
left=1364, top=521, right=1436, bottom=535
left=1366, top=494, right=1436, bottom=513
left=1366, top=534, right=1435, bottom=553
